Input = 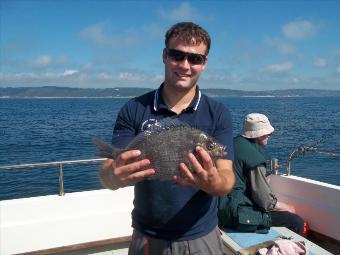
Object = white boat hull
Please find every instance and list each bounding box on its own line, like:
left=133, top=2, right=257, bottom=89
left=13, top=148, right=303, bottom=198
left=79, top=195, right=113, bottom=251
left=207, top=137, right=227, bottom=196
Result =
left=1, top=175, right=339, bottom=254
left=268, top=174, right=340, bottom=241
left=0, top=187, right=134, bottom=255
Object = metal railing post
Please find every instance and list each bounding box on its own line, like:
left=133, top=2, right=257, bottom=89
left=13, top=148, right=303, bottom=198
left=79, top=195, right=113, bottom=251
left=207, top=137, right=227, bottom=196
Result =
left=286, top=146, right=340, bottom=175
left=286, top=148, right=299, bottom=176
left=59, top=163, right=65, bottom=196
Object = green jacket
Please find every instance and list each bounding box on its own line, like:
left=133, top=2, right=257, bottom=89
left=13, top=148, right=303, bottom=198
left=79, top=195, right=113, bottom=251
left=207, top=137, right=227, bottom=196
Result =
left=218, top=136, right=271, bottom=233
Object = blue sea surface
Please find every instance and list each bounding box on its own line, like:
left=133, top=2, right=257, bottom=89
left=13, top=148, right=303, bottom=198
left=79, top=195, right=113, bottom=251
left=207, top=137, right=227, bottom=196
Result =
left=0, top=97, right=339, bottom=200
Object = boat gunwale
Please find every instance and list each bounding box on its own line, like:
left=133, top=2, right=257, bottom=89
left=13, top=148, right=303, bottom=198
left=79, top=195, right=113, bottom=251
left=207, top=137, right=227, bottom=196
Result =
left=14, top=235, right=132, bottom=255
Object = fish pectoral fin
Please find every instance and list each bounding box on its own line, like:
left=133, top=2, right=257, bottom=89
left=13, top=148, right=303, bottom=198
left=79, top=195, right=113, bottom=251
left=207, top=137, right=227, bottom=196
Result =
left=93, top=138, right=115, bottom=151
left=95, top=151, right=115, bottom=159
left=93, top=138, right=120, bottom=159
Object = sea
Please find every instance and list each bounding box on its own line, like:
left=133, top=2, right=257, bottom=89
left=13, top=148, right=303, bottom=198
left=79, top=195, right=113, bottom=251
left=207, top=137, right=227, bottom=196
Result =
left=1, top=96, right=339, bottom=200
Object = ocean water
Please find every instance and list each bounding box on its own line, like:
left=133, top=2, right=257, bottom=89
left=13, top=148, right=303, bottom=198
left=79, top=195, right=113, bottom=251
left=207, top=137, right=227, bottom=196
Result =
left=0, top=97, right=339, bottom=200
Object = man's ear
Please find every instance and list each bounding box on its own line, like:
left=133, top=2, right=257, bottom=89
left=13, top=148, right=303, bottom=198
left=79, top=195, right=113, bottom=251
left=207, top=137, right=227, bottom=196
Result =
left=202, top=57, right=208, bottom=70
left=162, top=48, right=167, bottom=64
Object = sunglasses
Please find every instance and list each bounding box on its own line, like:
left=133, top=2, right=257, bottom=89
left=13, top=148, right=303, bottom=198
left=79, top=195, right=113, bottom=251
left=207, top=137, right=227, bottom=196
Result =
left=165, top=48, right=207, bottom=65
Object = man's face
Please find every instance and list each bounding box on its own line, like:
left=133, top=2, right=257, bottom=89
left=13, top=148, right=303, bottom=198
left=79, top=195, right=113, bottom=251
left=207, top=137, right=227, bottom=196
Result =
left=256, top=134, right=271, bottom=146
left=162, top=38, right=208, bottom=91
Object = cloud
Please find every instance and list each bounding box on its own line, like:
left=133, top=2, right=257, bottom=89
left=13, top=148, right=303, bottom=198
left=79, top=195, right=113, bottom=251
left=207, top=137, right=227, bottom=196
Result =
left=314, top=58, right=327, bottom=67
left=151, top=74, right=164, bottom=83
left=143, top=24, right=164, bottom=38
left=97, top=72, right=113, bottom=80
left=31, top=55, right=52, bottom=68
left=35, top=70, right=79, bottom=78
left=2, top=68, right=340, bottom=90
left=63, top=69, right=78, bottom=76
left=55, top=55, right=68, bottom=65
left=282, top=19, right=319, bottom=40
left=336, top=66, right=340, bottom=74
left=159, top=2, right=209, bottom=22
left=79, top=21, right=139, bottom=48
left=118, top=72, right=145, bottom=82
left=202, top=73, right=227, bottom=82
left=10, top=72, right=38, bottom=79
left=265, top=37, right=297, bottom=55
left=259, top=62, right=293, bottom=73
left=334, top=48, right=340, bottom=57
left=83, top=63, right=93, bottom=70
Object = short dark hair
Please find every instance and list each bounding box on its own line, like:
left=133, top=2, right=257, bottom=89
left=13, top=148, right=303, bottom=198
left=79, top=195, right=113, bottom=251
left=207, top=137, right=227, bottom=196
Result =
left=165, top=22, right=211, bottom=55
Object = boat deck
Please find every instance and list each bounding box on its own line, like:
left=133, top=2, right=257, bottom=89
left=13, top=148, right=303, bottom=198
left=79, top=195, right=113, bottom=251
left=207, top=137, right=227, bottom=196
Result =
left=221, top=226, right=334, bottom=255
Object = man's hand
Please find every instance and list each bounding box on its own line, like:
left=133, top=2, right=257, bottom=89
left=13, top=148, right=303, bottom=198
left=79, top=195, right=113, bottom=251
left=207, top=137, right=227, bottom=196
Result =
left=99, top=150, right=155, bottom=190
left=174, top=146, right=235, bottom=196
left=274, top=201, right=296, bottom=213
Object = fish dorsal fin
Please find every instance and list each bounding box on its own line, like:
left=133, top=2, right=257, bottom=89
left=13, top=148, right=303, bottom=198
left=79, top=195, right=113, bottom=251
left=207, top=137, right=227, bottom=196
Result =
left=127, top=118, right=189, bottom=148
left=144, top=117, right=189, bottom=134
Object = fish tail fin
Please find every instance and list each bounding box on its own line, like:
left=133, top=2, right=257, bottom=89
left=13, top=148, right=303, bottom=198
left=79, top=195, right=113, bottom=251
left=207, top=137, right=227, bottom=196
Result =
left=93, top=138, right=120, bottom=159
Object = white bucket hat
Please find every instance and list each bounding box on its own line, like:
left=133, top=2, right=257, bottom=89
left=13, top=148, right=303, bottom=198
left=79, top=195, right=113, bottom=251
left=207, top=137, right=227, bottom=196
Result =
left=241, top=113, right=274, bottom=138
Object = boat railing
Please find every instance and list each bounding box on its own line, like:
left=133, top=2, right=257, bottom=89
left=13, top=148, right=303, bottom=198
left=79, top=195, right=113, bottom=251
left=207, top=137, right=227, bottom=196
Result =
left=286, top=146, right=340, bottom=176
left=0, top=158, right=106, bottom=196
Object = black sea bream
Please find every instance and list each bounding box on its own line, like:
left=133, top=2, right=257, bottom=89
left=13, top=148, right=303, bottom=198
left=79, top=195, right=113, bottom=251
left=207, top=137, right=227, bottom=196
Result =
left=94, top=118, right=226, bottom=180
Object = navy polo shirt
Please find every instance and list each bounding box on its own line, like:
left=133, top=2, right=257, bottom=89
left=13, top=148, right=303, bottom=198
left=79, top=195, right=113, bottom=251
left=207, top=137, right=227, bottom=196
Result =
left=112, top=84, right=233, bottom=240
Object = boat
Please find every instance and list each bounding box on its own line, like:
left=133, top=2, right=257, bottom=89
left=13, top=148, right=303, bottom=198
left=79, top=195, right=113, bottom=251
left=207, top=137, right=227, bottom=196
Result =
left=1, top=146, right=339, bottom=254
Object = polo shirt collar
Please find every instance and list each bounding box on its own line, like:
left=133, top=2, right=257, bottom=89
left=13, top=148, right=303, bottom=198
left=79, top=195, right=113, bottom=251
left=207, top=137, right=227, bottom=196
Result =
left=153, top=83, right=201, bottom=112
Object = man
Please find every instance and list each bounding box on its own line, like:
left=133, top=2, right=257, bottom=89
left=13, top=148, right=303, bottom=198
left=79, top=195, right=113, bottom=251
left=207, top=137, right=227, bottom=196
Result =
left=218, top=113, right=304, bottom=235
left=100, top=22, right=235, bottom=255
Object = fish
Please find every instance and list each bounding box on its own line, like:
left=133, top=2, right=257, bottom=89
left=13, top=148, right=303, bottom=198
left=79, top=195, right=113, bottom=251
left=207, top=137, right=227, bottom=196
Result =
left=94, top=118, right=227, bottom=181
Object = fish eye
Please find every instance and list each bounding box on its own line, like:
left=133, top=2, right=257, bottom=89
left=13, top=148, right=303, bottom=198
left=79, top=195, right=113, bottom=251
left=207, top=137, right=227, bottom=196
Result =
left=206, top=142, right=216, bottom=151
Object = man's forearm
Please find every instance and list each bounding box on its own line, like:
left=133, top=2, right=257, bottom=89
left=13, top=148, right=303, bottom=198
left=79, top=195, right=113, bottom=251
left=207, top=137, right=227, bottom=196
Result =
left=99, top=160, right=120, bottom=190
left=212, top=159, right=235, bottom=196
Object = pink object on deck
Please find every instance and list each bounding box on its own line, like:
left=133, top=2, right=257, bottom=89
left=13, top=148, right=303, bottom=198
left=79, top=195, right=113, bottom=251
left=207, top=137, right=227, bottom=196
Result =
left=257, top=239, right=306, bottom=255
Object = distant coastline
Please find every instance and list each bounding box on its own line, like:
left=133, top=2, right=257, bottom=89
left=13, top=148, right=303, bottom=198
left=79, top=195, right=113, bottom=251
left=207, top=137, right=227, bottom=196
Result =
left=1, top=86, right=339, bottom=98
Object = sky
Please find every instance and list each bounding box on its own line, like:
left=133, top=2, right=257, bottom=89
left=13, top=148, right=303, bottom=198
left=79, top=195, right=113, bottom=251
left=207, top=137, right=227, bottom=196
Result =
left=1, top=0, right=340, bottom=91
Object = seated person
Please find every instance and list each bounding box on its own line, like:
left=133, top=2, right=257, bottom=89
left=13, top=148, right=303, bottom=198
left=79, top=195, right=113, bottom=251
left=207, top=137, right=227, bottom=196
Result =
left=218, top=113, right=304, bottom=235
